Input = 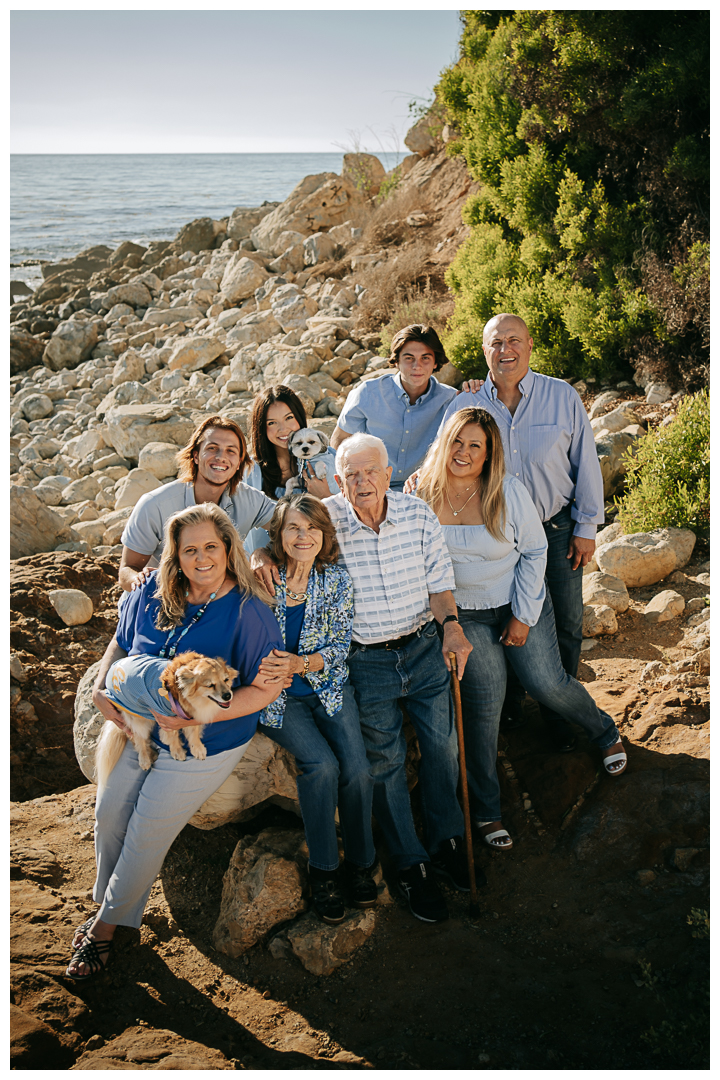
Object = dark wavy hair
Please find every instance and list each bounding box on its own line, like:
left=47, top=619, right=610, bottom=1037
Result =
left=267, top=493, right=339, bottom=573
left=389, top=324, right=448, bottom=372
left=248, top=385, right=308, bottom=497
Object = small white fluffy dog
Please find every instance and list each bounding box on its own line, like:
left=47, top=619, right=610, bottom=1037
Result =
left=285, top=428, right=341, bottom=495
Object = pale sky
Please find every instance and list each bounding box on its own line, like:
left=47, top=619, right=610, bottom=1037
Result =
left=11, top=10, right=462, bottom=154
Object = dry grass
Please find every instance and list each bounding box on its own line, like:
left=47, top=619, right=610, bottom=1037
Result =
left=356, top=185, right=428, bottom=254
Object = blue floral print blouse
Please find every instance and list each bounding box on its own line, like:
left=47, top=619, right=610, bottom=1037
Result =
left=260, top=563, right=354, bottom=728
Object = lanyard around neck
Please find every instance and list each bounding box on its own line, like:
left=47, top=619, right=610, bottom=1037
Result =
left=158, top=591, right=217, bottom=659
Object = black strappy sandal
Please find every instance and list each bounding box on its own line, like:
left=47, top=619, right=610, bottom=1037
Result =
left=66, top=936, right=112, bottom=981
left=71, top=916, right=96, bottom=950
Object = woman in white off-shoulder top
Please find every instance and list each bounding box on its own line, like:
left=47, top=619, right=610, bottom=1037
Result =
left=415, top=408, right=627, bottom=851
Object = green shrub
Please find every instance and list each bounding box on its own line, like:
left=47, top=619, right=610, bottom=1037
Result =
left=377, top=168, right=402, bottom=203
left=436, top=11, right=709, bottom=388
left=615, top=390, right=709, bottom=536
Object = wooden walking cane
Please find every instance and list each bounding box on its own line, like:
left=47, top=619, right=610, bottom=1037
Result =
left=448, top=651, right=481, bottom=917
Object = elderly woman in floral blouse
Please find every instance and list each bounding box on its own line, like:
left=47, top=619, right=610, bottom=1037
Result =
left=257, top=493, right=375, bottom=925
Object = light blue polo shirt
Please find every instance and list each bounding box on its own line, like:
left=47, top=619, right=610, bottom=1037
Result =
left=336, top=372, right=457, bottom=489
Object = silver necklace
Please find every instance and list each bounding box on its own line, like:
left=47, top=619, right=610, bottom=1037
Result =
left=448, top=484, right=480, bottom=517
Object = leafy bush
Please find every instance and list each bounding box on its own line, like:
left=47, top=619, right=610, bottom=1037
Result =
left=436, top=11, right=709, bottom=387
left=615, top=390, right=709, bottom=536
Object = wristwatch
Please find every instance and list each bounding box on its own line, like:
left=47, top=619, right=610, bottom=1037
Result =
left=442, top=614, right=459, bottom=627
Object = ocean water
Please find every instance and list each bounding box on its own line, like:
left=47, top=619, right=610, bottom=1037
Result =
left=10, top=152, right=405, bottom=290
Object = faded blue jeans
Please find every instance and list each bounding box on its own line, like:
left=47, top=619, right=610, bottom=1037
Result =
left=504, top=503, right=585, bottom=723
left=262, top=684, right=375, bottom=873
left=459, top=598, right=620, bottom=823
left=348, top=621, right=465, bottom=868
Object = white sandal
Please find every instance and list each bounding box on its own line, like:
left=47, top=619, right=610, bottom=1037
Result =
left=603, top=743, right=627, bottom=776
left=476, top=822, right=513, bottom=850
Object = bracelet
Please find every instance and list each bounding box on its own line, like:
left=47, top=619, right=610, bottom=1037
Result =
left=301, top=655, right=310, bottom=678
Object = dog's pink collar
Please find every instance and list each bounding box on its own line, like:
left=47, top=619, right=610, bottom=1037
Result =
left=168, top=692, right=192, bottom=720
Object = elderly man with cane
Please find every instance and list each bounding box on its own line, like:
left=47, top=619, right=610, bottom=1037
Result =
left=326, top=433, right=480, bottom=923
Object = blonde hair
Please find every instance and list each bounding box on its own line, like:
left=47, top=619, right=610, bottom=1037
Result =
left=416, top=408, right=507, bottom=541
left=155, top=503, right=273, bottom=629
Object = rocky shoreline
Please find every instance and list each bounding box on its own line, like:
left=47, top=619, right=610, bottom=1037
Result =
left=10, top=130, right=710, bottom=1069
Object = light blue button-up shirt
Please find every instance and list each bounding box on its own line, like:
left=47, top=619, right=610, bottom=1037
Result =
left=441, top=369, right=604, bottom=540
left=337, top=372, right=457, bottom=489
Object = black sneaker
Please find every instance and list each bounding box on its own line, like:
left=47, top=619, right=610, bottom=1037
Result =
left=344, top=861, right=378, bottom=908
left=500, top=709, right=527, bottom=731
left=309, top=868, right=345, bottom=925
left=431, top=836, right=487, bottom=891
left=397, top=862, right=449, bottom=923
left=546, top=718, right=578, bottom=753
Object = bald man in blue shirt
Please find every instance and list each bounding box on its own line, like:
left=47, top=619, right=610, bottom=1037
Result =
left=441, top=314, right=604, bottom=752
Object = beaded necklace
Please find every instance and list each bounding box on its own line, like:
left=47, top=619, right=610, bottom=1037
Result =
left=159, top=591, right=217, bottom=659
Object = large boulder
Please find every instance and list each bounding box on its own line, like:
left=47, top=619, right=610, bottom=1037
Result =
left=97, top=380, right=157, bottom=416
left=582, top=572, right=630, bottom=613
left=270, top=286, right=319, bottom=332
left=590, top=403, right=642, bottom=435
left=595, top=428, right=642, bottom=498
left=285, top=910, right=376, bottom=976
left=103, top=282, right=152, bottom=309
left=111, top=349, right=145, bottom=386
left=212, top=829, right=309, bottom=958
left=167, top=335, right=226, bottom=372
left=220, top=255, right=268, bottom=305
left=303, top=232, right=338, bottom=267
left=104, top=404, right=195, bottom=463
left=20, top=394, right=54, bottom=421
left=43, top=320, right=99, bottom=371
left=173, top=216, right=216, bottom=254
left=114, top=468, right=162, bottom=510
left=582, top=604, right=618, bottom=636
left=342, top=152, right=386, bottom=196
left=10, top=329, right=45, bottom=376
left=47, top=588, right=94, bottom=626
left=404, top=113, right=440, bottom=157
left=644, top=590, right=686, bottom=624
left=226, top=310, right=282, bottom=347
left=189, top=731, right=300, bottom=828
left=226, top=203, right=277, bottom=242
left=596, top=528, right=696, bottom=587
left=101, top=506, right=133, bottom=546
left=137, top=442, right=180, bottom=480
left=141, top=304, right=203, bottom=327
left=10, top=485, right=75, bottom=558
left=250, top=173, right=367, bottom=254
left=262, top=349, right=323, bottom=383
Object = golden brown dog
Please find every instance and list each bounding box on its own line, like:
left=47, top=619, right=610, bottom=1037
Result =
left=95, top=651, right=238, bottom=791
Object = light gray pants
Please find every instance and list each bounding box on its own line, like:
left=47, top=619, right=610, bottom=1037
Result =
left=94, top=738, right=250, bottom=928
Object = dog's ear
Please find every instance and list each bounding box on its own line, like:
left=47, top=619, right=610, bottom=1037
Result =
left=315, top=430, right=330, bottom=449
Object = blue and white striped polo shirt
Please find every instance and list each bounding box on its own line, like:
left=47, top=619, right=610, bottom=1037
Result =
left=324, top=490, right=455, bottom=645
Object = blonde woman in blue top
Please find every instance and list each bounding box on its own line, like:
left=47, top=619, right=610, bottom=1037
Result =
left=257, top=493, right=375, bottom=925
left=416, top=408, right=627, bottom=851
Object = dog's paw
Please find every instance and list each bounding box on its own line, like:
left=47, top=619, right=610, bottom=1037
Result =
left=138, top=752, right=156, bottom=771
left=191, top=746, right=207, bottom=761
left=170, top=747, right=187, bottom=761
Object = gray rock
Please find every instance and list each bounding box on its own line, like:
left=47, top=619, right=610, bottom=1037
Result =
left=645, top=382, right=672, bottom=405
left=174, top=217, right=216, bottom=254
left=582, top=572, right=630, bottom=613
left=137, top=441, right=180, bottom=480
left=21, top=394, right=54, bottom=422
left=582, top=604, right=618, bottom=636
left=10, top=330, right=45, bottom=376
left=587, top=390, right=622, bottom=420
left=103, top=404, right=195, bottom=462
left=220, top=255, right=268, bottom=305
left=596, top=527, right=696, bottom=587
left=43, top=320, right=99, bottom=371
left=303, top=232, right=338, bottom=267
left=644, top=590, right=685, bottom=624
left=61, top=475, right=101, bottom=504
left=286, top=909, right=376, bottom=976
left=167, top=335, right=226, bottom=373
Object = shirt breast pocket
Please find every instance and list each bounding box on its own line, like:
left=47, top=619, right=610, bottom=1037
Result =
left=529, top=425, right=561, bottom=463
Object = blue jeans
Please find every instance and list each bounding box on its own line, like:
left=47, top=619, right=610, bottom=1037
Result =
left=263, top=684, right=375, bottom=873
left=459, top=599, right=620, bottom=823
left=504, top=504, right=585, bottom=723
left=348, top=622, right=465, bottom=868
